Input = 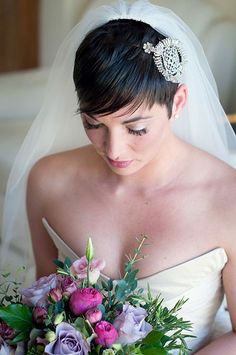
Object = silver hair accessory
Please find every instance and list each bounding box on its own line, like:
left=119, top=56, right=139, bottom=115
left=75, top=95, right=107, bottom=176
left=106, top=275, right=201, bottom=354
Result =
left=143, top=38, right=187, bottom=83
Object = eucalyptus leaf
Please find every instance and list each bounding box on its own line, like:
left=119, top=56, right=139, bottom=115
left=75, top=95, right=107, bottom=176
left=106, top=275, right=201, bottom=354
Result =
left=64, top=257, right=72, bottom=269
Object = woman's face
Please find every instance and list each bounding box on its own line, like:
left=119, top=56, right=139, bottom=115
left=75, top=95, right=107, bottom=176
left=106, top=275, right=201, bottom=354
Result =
left=81, top=101, right=174, bottom=176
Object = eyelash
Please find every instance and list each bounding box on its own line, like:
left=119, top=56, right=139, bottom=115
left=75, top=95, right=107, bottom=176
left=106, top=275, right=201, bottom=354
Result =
left=83, top=121, right=147, bottom=136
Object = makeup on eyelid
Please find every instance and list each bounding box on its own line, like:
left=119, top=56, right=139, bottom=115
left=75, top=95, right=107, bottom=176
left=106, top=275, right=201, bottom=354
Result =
left=82, top=118, right=148, bottom=136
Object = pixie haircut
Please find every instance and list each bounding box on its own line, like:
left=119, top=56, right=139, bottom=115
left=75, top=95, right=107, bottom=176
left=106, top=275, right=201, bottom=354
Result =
left=73, top=19, right=179, bottom=118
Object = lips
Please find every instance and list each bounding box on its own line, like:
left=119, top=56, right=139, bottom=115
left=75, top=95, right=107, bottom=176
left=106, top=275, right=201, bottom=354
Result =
left=107, top=157, right=133, bottom=168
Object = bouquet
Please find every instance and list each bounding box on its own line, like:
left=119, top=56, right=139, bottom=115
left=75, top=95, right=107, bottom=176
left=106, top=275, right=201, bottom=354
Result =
left=0, top=237, right=194, bottom=354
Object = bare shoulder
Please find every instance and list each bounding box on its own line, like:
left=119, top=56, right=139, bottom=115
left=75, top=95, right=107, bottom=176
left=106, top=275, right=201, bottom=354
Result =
left=27, top=144, right=99, bottom=203
left=201, top=153, right=236, bottom=246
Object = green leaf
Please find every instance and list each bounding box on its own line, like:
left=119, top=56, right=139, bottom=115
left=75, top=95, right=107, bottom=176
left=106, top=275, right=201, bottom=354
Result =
left=142, top=330, right=165, bottom=345
left=97, top=303, right=105, bottom=315
left=107, top=278, right=113, bottom=291
left=0, top=304, right=33, bottom=330
left=53, top=259, right=64, bottom=269
left=74, top=317, right=91, bottom=337
left=1, top=272, right=11, bottom=278
left=64, top=257, right=72, bottom=269
left=141, top=346, right=168, bottom=355
left=11, top=330, right=30, bottom=344
left=116, top=279, right=127, bottom=288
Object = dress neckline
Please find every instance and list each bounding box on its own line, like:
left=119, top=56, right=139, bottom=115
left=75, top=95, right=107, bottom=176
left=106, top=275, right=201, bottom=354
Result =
left=42, top=217, right=227, bottom=282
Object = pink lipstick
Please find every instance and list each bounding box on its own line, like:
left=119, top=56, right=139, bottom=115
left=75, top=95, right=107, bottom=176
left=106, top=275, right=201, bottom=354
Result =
left=107, top=158, right=133, bottom=168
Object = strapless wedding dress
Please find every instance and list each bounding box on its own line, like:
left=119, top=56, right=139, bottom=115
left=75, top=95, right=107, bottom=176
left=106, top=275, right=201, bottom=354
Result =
left=42, top=218, right=232, bottom=354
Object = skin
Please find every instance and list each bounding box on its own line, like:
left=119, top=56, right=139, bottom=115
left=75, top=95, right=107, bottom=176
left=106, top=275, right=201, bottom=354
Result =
left=27, top=85, right=236, bottom=353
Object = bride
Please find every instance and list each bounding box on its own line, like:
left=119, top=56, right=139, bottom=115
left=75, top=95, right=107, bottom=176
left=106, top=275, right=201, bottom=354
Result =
left=2, top=0, right=236, bottom=353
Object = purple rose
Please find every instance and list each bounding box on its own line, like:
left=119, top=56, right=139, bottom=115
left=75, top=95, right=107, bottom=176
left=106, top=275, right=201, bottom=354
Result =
left=113, top=304, right=152, bottom=345
left=94, top=321, right=118, bottom=347
left=20, top=273, right=59, bottom=307
left=69, top=288, right=103, bottom=315
left=44, top=322, right=90, bottom=354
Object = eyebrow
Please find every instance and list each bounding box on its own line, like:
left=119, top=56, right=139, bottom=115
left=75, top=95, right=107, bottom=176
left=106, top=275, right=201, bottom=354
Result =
left=122, top=116, right=152, bottom=124
left=86, top=114, right=152, bottom=124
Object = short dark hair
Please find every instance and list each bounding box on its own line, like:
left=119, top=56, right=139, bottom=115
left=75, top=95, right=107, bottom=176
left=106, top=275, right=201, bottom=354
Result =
left=73, top=19, right=178, bottom=118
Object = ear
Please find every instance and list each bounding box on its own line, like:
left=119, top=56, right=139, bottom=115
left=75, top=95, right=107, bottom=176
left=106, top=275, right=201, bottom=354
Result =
left=171, top=84, right=188, bottom=118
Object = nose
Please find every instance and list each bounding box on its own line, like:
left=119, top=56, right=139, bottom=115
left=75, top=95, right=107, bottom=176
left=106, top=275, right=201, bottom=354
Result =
left=103, top=128, right=125, bottom=160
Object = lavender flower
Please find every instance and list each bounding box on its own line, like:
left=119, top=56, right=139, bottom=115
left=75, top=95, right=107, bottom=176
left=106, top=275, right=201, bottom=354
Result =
left=113, top=304, right=152, bottom=345
left=44, top=322, right=90, bottom=354
left=20, top=274, right=59, bottom=307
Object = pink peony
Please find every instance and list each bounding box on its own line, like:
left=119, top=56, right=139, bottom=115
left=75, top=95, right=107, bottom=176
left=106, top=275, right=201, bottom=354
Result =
left=20, top=273, right=59, bottom=307
left=70, top=256, right=105, bottom=284
left=69, top=288, right=103, bottom=315
left=94, top=321, right=118, bottom=347
left=85, top=307, right=102, bottom=324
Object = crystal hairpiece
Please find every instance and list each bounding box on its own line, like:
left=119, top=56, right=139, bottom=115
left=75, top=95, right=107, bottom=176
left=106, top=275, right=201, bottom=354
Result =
left=143, top=38, right=187, bottom=83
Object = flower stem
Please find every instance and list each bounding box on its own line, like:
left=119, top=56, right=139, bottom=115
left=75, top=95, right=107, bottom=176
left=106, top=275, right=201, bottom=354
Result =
left=123, top=235, right=147, bottom=280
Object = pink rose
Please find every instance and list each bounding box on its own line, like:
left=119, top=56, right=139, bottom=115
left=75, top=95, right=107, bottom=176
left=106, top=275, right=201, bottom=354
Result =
left=0, top=321, right=14, bottom=341
left=85, top=307, right=102, bottom=324
left=94, top=321, right=118, bottom=347
left=70, top=256, right=105, bottom=284
left=20, top=273, right=59, bottom=307
left=33, top=306, right=48, bottom=324
left=61, top=276, right=77, bottom=295
left=69, top=288, right=103, bottom=315
left=49, top=288, right=63, bottom=303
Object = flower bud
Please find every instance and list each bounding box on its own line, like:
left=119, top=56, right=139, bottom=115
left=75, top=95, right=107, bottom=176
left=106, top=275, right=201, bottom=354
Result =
left=102, top=350, right=115, bottom=355
left=45, top=330, right=56, bottom=342
left=61, top=276, right=77, bottom=295
left=86, top=238, right=94, bottom=262
left=85, top=307, right=102, bottom=324
left=48, top=287, right=62, bottom=303
left=95, top=321, right=118, bottom=347
left=54, top=312, right=64, bottom=325
left=33, top=306, right=47, bottom=324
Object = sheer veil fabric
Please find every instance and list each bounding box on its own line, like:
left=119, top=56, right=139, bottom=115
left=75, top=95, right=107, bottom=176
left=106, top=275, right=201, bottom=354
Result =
left=1, top=0, right=236, bottom=272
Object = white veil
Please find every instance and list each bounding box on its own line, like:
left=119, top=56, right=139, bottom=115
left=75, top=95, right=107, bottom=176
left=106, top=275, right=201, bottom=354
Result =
left=1, top=0, right=236, bottom=275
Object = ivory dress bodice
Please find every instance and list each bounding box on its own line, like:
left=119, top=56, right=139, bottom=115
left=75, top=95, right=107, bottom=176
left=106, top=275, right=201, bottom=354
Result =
left=42, top=217, right=232, bottom=354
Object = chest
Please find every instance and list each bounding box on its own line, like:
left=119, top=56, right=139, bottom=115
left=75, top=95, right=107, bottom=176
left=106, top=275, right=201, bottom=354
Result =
left=45, top=184, right=220, bottom=279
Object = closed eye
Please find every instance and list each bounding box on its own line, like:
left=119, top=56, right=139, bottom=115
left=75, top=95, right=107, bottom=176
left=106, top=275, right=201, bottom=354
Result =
left=128, top=127, right=147, bottom=136
left=83, top=118, right=148, bottom=136
left=83, top=120, right=102, bottom=130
